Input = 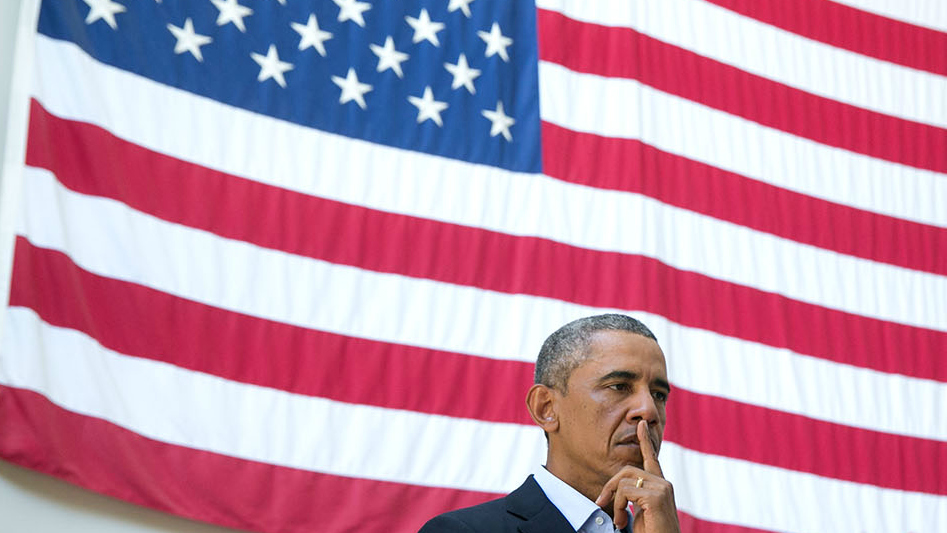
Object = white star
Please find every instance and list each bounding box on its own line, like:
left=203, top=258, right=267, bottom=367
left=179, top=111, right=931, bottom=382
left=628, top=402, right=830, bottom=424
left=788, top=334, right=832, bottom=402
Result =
left=478, top=22, right=512, bottom=62
left=444, top=53, right=481, bottom=94
left=406, top=9, right=445, bottom=47
left=334, top=0, right=371, bottom=28
left=83, top=0, right=126, bottom=30
left=482, top=101, right=515, bottom=141
left=291, top=14, right=332, bottom=56
left=167, top=18, right=213, bottom=62
left=331, top=68, right=373, bottom=109
left=212, top=0, right=253, bottom=33
left=408, top=86, right=449, bottom=127
left=370, top=36, right=409, bottom=78
left=251, top=45, right=294, bottom=88
left=448, top=0, right=475, bottom=18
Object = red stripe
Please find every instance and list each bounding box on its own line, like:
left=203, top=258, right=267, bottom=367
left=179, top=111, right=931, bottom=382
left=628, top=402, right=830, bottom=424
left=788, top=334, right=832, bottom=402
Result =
left=536, top=9, right=947, bottom=174
left=706, top=0, right=947, bottom=77
left=664, top=387, right=947, bottom=495
left=10, top=239, right=947, bottom=496
left=24, top=100, right=947, bottom=383
left=0, top=385, right=496, bottom=533
left=542, top=121, right=947, bottom=277
left=0, top=386, right=785, bottom=533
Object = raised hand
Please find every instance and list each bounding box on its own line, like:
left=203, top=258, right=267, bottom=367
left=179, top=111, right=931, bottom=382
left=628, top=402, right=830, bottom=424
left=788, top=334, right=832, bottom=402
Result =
left=595, top=420, right=680, bottom=533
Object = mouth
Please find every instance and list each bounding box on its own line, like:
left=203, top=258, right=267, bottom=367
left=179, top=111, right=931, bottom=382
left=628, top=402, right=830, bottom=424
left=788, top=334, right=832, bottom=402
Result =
left=614, top=438, right=644, bottom=467
left=616, top=427, right=659, bottom=452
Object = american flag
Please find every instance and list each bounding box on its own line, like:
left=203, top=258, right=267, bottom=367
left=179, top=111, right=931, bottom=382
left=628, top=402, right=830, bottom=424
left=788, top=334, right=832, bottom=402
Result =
left=0, top=0, right=944, bottom=532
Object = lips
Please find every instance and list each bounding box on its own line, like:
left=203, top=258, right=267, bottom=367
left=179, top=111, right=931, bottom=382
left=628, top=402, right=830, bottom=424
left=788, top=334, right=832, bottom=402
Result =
left=617, top=427, right=659, bottom=452
left=615, top=435, right=645, bottom=465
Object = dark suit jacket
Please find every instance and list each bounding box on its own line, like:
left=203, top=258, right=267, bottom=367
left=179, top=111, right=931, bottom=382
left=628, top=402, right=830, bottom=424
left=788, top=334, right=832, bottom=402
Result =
left=418, top=475, right=575, bottom=533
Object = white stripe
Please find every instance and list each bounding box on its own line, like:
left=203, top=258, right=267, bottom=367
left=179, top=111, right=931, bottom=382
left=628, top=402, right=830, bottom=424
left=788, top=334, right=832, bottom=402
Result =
left=538, top=60, right=947, bottom=231
left=33, top=35, right=947, bottom=232
left=831, top=0, right=947, bottom=33
left=15, top=167, right=947, bottom=442
left=29, top=39, right=947, bottom=333
left=536, top=0, right=947, bottom=128
left=660, top=442, right=946, bottom=533
left=0, top=308, right=943, bottom=533
left=663, top=327, right=947, bottom=445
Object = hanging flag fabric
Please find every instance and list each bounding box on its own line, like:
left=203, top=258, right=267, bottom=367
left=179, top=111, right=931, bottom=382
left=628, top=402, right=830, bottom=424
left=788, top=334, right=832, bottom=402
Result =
left=0, top=0, right=945, bottom=532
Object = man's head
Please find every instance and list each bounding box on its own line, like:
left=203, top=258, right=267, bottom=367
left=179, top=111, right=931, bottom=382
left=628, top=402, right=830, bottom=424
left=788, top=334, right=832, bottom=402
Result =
left=526, top=314, right=670, bottom=501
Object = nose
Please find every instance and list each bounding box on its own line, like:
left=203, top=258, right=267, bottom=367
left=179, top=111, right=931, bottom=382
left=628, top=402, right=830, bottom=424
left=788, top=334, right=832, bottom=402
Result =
left=625, top=388, right=659, bottom=425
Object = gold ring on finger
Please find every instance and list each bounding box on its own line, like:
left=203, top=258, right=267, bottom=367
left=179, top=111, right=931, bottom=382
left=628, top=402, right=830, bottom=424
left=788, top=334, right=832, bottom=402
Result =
left=635, top=477, right=644, bottom=488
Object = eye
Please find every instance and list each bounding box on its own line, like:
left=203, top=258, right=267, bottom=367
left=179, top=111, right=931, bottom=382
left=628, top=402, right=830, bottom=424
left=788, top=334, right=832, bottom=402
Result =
left=607, top=383, right=629, bottom=392
left=652, top=390, right=669, bottom=402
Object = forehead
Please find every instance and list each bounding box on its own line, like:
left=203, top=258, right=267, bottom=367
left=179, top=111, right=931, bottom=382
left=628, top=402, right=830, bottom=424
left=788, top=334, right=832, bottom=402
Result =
left=574, top=330, right=667, bottom=379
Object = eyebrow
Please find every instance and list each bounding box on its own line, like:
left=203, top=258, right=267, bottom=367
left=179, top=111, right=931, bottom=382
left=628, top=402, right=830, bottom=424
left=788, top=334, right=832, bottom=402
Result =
left=654, top=378, right=672, bottom=394
left=597, top=371, right=672, bottom=393
left=597, top=370, right=637, bottom=383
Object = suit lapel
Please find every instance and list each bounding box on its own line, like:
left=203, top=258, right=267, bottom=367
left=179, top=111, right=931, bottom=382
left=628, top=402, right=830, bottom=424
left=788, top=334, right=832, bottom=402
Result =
left=505, top=476, right=576, bottom=533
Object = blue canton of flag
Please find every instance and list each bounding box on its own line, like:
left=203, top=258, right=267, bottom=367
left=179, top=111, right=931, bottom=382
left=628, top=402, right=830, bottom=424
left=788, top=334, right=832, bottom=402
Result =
left=43, top=0, right=542, bottom=172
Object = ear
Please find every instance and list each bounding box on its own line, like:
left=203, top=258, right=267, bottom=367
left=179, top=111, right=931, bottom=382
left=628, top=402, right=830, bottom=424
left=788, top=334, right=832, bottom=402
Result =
left=526, top=384, right=560, bottom=433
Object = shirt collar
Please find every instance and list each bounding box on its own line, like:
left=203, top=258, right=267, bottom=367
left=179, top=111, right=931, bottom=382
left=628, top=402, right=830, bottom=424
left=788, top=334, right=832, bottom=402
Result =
left=532, top=465, right=605, bottom=531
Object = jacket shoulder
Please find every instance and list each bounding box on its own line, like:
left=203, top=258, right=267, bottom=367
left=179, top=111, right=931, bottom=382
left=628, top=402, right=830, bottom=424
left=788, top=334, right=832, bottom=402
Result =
left=417, top=495, right=513, bottom=533
left=417, top=476, right=564, bottom=533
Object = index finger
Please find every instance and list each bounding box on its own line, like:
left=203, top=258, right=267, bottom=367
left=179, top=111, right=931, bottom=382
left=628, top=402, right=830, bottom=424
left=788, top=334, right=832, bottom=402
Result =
left=637, top=419, right=663, bottom=477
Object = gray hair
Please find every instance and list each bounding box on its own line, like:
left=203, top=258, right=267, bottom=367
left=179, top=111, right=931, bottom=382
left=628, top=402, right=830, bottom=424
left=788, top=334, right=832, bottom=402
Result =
left=534, top=314, right=657, bottom=392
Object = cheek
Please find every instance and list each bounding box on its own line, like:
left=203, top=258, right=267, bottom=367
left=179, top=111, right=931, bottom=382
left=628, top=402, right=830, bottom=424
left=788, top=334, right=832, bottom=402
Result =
left=570, top=400, right=612, bottom=434
left=562, top=399, right=594, bottom=427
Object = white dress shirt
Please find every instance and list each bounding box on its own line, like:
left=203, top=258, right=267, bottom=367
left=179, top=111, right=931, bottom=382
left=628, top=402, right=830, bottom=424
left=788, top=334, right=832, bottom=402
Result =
left=532, top=465, right=631, bottom=533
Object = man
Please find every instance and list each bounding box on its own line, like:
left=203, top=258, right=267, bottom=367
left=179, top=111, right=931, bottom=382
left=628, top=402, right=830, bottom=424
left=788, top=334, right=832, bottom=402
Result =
left=419, top=314, right=681, bottom=533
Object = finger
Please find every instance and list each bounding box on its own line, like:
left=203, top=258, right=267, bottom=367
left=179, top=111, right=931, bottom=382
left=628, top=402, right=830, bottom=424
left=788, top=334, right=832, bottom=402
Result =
left=637, top=420, right=663, bottom=477
left=612, top=485, right=631, bottom=530
left=632, top=504, right=645, bottom=533
left=595, top=465, right=646, bottom=508
left=614, top=478, right=654, bottom=530
left=593, top=484, right=613, bottom=507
